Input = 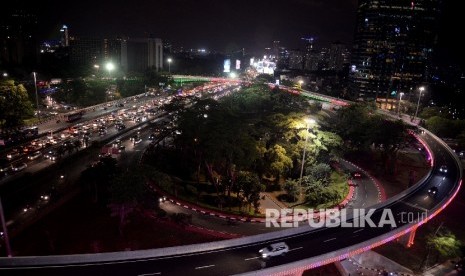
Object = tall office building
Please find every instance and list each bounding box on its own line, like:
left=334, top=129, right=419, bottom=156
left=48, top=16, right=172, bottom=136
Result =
left=288, top=49, right=303, bottom=70
left=349, top=0, right=440, bottom=98
left=69, top=36, right=163, bottom=73
left=302, top=37, right=319, bottom=71
left=69, top=36, right=102, bottom=65
left=272, top=40, right=280, bottom=61
left=121, top=37, right=163, bottom=73
left=60, top=25, right=69, bottom=47
left=328, top=42, right=349, bottom=71
left=0, top=9, right=38, bottom=66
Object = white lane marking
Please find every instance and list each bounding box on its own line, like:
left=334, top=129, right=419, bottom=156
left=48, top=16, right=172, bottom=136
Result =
left=401, top=201, right=428, bottom=212
left=0, top=225, right=333, bottom=270
left=138, top=273, right=161, bottom=276
left=353, top=229, right=364, bottom=234
left=289, top=246, right=303, bottom=252
left=323, top=238, right=337, bottom=243
left=244, top=257, right=260, bottom=261
left=195, top=264, right=215, bottom=270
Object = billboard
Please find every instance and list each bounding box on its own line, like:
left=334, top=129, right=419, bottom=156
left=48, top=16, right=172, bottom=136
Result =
left=236, top=59, right=241, bottom=70
left=223, top=59, right=231, bottom=73
left=251, top=58, right=276, bottom=75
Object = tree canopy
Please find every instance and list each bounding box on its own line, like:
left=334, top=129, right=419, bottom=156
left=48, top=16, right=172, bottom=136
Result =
left=0, top=80, right=34, bottom=132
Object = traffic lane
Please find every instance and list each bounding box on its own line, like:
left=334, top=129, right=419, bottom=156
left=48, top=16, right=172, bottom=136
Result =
left=37, top=95, right=158, bottom=134
left=2, top=96, right=460, bottom=275
left=404, top=174, right=456, bottom=212
left=339, top=160, right=382, bottom=207
left=0, top=211, right=400, bottom=276
left=160, top=200, right=278, bottom=236
left=0, top=176, right=454, bottom=276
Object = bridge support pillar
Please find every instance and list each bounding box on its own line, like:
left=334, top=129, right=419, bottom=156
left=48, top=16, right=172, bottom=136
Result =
left=398, top=226, right=418, bottom=248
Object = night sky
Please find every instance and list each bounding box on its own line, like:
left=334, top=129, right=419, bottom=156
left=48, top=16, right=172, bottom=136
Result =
left=5, top=0, right=464, bottom=66
left=11, top=0, right=358, bottom=53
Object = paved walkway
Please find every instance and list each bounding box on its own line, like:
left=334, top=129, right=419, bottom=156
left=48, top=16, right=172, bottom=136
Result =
left=339, top=250, right=414, bottom=276
left=423, top=260, right=462, bottom=276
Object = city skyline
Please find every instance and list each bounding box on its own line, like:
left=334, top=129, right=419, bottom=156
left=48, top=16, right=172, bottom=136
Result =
left=6, top=0, right=359, bottom=54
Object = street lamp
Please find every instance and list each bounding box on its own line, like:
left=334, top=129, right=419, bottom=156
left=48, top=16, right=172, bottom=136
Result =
left=105, top=62, right=114, bottom=79
left=298, top=80, right=304, bottom=89
left=414, top=86, right=425, bottom=123
left=397, top=92, right=404, bottom=117
left=167, top=58, right=172, bottom=73
left=0, top=196, right=12, bottom=257
left=32, top=72, right=40, bottom=120
left=298, top=118, right=316, bottom=200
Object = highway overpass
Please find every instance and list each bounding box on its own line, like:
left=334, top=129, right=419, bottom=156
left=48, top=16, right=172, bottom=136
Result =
left=0, top=85, right=462, bottom=276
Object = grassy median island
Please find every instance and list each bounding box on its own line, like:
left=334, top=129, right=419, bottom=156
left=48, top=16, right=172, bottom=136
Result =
left=312, top=171, right=349, bottom=209
left=143, top=82, right=346, bottom=217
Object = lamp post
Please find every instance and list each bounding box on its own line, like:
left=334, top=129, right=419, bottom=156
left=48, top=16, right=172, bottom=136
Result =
left=0, top=196, right=12, bottom=257
left=298, top=118, right=315, bottom=200
left=105, top=62, right=114, bottom=79
left=167, top=58, right=172, bottom=73
left=32, top=72, right=40, bottom=120
left=414, top=86, right=425, bottom=123
left=397, top=92, right=404, bottom=117
left=93, top=64, right=100, bottom=77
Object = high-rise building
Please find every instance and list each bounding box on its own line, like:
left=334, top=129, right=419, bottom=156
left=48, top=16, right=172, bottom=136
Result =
left=272, top=40, right=280, bottom=61
left=349, top=0, right=440, bottom=98
left=0, top=9, right=38, bottom=67
left=288, top=49, right=303, bottom=70
left=60, top=25, right=69, bottom=47
left=121, top=37, right=163, bottom=73
left=277, top=47, right=289, bottom=69
left=302, top=37, right=318, bottom=71
left=69, top=36, right=163, bottom=73
left=69, top=36, right=102, bottom=65
left=328, top=42, right=348, bottom=71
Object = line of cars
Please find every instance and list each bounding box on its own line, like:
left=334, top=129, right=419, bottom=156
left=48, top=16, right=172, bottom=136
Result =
left=427, top=165, right=448, bottom=198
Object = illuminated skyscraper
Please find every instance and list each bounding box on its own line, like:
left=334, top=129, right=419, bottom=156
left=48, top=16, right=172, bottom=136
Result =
left=60, top=25, right=69, bottom=47
left=349, top=0, right=440, bottom=99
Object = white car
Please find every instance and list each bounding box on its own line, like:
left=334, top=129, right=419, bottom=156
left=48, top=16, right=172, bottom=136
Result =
left=28, top=151, right=42, bottom=160
left=11, top=163, right=27, bottom=172
left=259, top=242, right=289, bottom=258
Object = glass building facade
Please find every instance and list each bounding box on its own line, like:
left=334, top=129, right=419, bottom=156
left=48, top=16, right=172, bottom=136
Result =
left=349, top=0, right=440, bottom=100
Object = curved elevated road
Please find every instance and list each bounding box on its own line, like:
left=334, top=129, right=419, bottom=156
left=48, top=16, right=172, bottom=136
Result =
left=0, top=125, right=461, bottom=275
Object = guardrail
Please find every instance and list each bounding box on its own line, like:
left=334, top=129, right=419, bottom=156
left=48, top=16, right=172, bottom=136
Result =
left=0, top=86, right=462, bottom=276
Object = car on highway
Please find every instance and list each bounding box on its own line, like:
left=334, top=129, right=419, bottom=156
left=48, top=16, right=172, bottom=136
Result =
left=116, top=124, right=126, bottom=131
left=148, top=133, right=156, bottom=140
left=6, top=151, right=20, bottom=160
left=0, top=159, right=11, bottom=176
left=133, top=138, right=142, bottom=144
left=428, top=186, right=438, bottom=197
left=439, top=165, right=448, bottom=174
left=351, top=171, right=363, bottom=179
left=44, top=150, right=56, bottom=159
left=259, top=242, right=289, bottom=258
left=49, top=153, right=59, bottom=161
left=11, top=162, right=27, bottom=172
left=112, top=139, right=122, bottom=148
left=27, top=151, right=42, bottom=160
